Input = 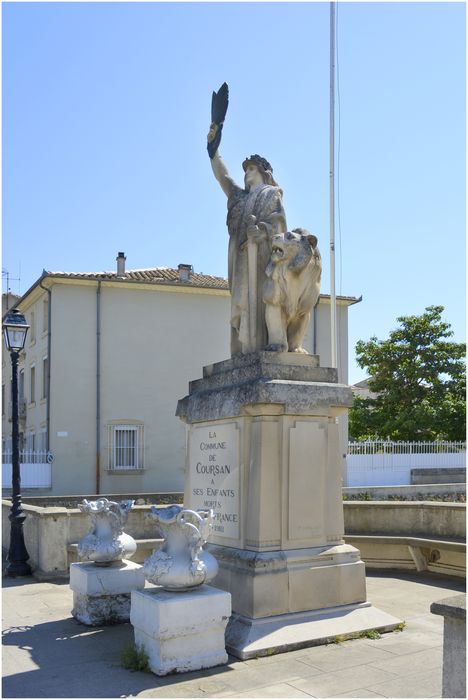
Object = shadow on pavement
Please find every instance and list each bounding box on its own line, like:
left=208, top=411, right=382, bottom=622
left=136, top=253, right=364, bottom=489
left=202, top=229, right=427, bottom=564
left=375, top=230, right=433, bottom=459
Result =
left=2, top=614, right=238, bottom=698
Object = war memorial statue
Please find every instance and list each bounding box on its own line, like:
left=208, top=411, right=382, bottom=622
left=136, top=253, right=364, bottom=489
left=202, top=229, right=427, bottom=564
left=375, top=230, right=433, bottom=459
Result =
left=177, top=84, right=400, bottom=659
left=207, top=83, right=321, bottom=356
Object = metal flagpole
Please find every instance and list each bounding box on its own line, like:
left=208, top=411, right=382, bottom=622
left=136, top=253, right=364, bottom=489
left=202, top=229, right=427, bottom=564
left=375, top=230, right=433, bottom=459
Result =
left=329, top=1, right=338, bottom=369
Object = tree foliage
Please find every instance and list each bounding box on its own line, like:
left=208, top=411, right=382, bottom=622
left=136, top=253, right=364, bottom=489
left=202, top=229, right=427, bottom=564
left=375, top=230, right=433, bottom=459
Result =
left=349, top=306, right=466, bottom=441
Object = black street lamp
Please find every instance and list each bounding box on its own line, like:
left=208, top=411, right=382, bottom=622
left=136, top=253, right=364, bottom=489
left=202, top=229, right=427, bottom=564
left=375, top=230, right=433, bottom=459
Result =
left=3, top=309, right=32, bottom=576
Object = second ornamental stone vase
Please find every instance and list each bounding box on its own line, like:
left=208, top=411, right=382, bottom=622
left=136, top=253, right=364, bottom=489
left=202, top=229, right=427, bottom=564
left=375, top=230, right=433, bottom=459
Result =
left=143, top=505, right=218, bottom=591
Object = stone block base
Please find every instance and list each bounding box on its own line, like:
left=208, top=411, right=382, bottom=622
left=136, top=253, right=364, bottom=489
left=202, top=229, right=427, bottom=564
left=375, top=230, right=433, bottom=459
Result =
left=226, top=602, right=402, bottom=660
left=72, top=591, right=132, bottom=626
left=130, top=585, right=231, bottom=675
left=70, top=560, right=145, bottom=626
left=209, top=543, right=367, bottom=619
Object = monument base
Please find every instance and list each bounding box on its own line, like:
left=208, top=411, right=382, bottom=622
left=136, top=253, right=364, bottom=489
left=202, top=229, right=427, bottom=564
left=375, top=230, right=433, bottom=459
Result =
left=178, top=353, right=401, bottom=658
left=226, top=601, right=402, bottom=660
left=130, top=585, right=231, bottom=675
left=70, top=560, right=145, bottom=625
left=208, top=543, right=367, bottom=619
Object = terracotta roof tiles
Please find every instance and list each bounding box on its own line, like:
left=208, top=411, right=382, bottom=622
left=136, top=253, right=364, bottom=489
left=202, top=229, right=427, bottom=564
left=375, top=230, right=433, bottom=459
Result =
left=45, top=268, right=229, bottom=290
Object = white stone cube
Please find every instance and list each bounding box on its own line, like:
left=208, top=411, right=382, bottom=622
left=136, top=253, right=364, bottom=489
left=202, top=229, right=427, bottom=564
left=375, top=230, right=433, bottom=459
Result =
left=130, top=585, right=231, bottom=675
left=70, top=560, right=145, bottom=625
left=70, top=560, right=145, bottom=596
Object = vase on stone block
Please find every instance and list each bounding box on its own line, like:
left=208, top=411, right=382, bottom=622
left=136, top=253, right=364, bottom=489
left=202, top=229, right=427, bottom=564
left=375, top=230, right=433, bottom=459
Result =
left=143, top=505, right=218, bottom=591
left=77, top=498, right=137, bottom=564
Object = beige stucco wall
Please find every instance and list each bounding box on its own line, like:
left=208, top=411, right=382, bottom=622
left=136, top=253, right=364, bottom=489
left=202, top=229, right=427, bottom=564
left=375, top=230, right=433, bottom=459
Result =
left=98, top=284, right=230, bottom=493
left=3, top=277, right=355, bottom=496
left=49, top=283, right=98, bottom=494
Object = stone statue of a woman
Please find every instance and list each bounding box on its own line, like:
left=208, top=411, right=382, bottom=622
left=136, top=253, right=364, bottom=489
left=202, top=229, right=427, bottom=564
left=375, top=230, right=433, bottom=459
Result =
left=207, top=83, right=287, bottom=355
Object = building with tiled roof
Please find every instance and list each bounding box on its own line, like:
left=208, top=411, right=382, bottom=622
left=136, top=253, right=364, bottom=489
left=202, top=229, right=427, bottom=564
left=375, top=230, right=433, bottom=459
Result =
left=38, top=264, right=229, bottom=289
left=2, top=253, right=359, bottom=497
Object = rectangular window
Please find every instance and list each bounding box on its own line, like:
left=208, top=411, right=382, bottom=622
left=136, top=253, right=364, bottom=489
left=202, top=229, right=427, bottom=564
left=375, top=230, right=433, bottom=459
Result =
left=107, top=424, right=144, bottom=470
left=38, top=429, right=47, bottom=452
left=26, top=432, right=36, bottom=452
left=2, top=385, right=4, bottom=415
left=43, top=297, right=49, bottom=333
left=30, top=365, right=36, bottom=403
left=19, top=370, right=25, bottom=400
left=42, top=357, right=48, bottom=399
left=30, top=311, right=36, bottom=343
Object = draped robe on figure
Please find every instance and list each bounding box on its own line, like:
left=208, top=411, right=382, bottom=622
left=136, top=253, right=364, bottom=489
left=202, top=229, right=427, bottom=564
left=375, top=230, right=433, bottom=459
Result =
left=226, top=183, right=287, bottom=354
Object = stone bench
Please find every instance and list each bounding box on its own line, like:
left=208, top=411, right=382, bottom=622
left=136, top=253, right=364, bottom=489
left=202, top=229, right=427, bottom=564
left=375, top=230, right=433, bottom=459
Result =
left=344, top=534, right=466, bottom=578
left=67, top=538, right=163, bottom=567
left=411, top=468, right=466, bottom=485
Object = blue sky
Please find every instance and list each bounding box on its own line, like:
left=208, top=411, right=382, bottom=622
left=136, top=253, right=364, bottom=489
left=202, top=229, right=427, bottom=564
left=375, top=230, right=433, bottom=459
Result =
left=3, top=1, right=465, bottom=383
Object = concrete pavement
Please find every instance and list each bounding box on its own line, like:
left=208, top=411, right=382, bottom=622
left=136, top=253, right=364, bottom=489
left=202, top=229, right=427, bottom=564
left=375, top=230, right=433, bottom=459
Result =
left=2, top=571, right=465, bottom=698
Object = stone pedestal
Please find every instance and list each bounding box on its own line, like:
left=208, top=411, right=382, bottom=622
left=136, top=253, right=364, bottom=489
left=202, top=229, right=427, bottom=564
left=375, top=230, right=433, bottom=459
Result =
left=130, top=585, right=231, bottom=675
left=177, top=352, right=401, bottom=658
left=70, top=560, right=145, bottom=625
left=431, top=594, right=466, bottom=698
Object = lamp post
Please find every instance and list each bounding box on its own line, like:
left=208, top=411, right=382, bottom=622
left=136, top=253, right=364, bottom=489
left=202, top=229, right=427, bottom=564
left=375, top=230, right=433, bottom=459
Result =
left=3, top=309, right=32, bottom=576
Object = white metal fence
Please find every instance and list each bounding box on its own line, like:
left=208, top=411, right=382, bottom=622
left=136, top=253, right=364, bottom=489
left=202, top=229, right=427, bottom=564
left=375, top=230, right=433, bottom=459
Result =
left=2, top=450, right=52, bottom=488
left=347, top=441, right=466, bottom=486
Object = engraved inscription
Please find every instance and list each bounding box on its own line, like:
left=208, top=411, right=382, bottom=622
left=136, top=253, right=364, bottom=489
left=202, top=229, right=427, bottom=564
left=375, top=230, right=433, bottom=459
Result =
left=188, top=423, right=240, bottom=539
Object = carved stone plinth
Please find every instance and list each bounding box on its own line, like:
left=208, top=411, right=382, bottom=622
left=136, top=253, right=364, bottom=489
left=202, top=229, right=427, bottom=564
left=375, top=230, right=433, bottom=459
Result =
left=177, top=352, right=401, bottom=657
left=130, top=586, right=231, bottom=675
left=70, top=560, right=145, bottom=626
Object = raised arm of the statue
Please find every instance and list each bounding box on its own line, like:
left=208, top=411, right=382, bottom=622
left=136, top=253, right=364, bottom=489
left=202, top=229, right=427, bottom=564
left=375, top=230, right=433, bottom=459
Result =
left=209, top=148, right=236, bottom=198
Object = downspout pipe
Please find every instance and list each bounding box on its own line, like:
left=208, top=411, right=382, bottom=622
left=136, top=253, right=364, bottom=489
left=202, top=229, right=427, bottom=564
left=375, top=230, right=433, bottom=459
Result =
left=96, top=281, right=101, bottom=494
left=38, top=280, right=51, bottom=452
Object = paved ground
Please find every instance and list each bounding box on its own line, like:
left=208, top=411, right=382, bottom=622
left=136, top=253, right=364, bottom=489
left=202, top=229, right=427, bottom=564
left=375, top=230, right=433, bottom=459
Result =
left=2, top=571, right=465, bottom=699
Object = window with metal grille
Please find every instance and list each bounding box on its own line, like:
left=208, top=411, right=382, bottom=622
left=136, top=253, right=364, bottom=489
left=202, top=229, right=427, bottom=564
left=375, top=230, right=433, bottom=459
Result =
left=107, top=424, right=144, bottom=470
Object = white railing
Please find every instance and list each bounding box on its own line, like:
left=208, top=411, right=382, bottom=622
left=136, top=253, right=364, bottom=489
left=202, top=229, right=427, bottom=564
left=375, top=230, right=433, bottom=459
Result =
left=347, top=441, right=466, bottom=486
left=2, top=450, right=52, bottom=488
left=348, top=440, right=466, bottom=455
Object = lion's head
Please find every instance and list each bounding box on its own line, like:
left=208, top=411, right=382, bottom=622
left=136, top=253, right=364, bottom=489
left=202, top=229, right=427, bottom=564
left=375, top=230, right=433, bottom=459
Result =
left=270, top=229, right=320, bottom=271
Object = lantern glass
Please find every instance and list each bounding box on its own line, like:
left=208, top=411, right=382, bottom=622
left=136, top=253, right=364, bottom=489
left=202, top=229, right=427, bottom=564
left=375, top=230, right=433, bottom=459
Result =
left=2, top=310, right=29, bottom=352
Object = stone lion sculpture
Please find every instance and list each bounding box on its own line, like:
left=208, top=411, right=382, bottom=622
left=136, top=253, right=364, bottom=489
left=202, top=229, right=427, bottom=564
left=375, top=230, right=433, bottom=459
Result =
left=263, top=228, right=322, bottom=353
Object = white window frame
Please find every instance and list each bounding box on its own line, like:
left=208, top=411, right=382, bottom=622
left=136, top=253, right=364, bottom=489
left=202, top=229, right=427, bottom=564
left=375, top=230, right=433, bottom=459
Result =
left=30, top=365, right=36, bottom=404
left=43, top=297, right=49, bottom=333
left=26, top=431, right=36, bottom=452
left=42, top=356, right=48, bottom=400
left=38, top=428, right=47, bottom=452
left=29, top=310, right=36, bottom=343
left=107, top=424, right=144, bottom=471
left=19, top=369, right=25, bottom=401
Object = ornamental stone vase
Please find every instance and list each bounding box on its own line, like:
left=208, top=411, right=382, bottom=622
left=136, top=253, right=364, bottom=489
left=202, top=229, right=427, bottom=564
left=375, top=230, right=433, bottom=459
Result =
left=77, top=498, right=137, bottom=564
left=143, top=505, right=218, bottom=591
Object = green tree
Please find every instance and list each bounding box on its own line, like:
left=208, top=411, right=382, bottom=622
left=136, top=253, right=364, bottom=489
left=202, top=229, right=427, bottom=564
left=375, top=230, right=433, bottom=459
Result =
left=349, top=306, right=466, bottom=441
